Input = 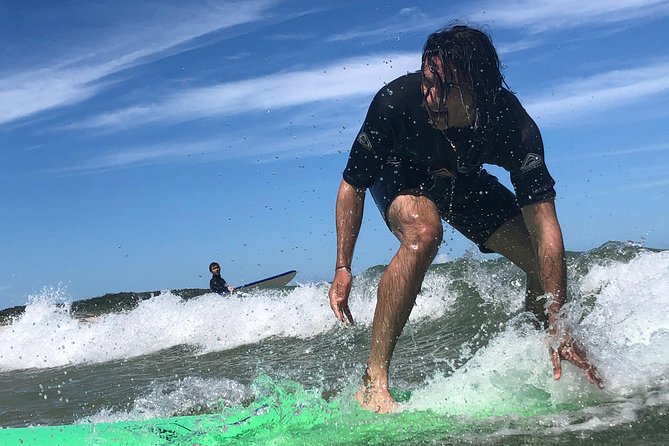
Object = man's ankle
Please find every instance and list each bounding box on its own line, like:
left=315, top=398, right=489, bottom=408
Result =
left=361, top=367, right=389, bottom=389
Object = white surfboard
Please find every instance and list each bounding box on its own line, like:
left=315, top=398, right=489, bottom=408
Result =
left=234, top=270, right=297, bottom=291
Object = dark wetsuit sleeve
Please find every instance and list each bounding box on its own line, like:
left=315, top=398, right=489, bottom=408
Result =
left=342, top=91, right=394, bottom=189
left=494, top=94, right=556, bottom=207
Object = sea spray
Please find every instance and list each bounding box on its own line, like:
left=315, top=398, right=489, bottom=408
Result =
left=82, top=376, right=253, bottom=423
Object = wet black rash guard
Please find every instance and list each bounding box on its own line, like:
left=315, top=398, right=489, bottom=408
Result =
left=343, top=72, right=556, bottom=208
left=210, top=275, right=230, bottom=294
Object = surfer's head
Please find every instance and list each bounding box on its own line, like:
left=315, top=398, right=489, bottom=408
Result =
left=421, top=23, right=504, bottom=130
left=209, top=262, right=220, bottom=274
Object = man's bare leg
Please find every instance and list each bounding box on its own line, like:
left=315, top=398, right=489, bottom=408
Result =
left=356, top=194, right=442, bottom=413
left=485, top=214, right=546, bottom=326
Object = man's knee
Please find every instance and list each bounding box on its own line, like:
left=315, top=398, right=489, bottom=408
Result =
left=410, top=220, right=443, bottom=251
left=388, top=195, right=443, bottom=253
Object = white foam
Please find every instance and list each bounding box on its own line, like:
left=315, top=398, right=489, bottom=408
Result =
left=412, top=269, right=464, bottom=321
left=0, top=284, right=337, bottom=371
left=403, top=250, right=669, bottom=434
left=81, top=376, right=252, bottom=423
left=404, top=319, right=587, bottom=416
left=575, top=250, right=669, bottom=392
left=2, top=248, right=667, bottom=398
left=0, top=275, right=453, bottom=371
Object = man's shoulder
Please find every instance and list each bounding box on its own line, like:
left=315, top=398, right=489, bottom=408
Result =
left=387, top=71, right=422, bottom=90
left=496, top=87, right=528, bottom=115
left=374, top=71, right=420, bottom=98
left=370, top=71, right=422, bottom=114
left=492, top=87, right=536, bottom=132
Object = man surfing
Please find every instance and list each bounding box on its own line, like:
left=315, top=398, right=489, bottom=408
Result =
left=328, top=23, right=603, bottom=414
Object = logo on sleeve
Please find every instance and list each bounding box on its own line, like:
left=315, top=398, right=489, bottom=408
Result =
left=357, top=132, right=373, bottom=151
left=520, top=153, right=543, bottom=172
left=428, top=167, right=454, bottom=177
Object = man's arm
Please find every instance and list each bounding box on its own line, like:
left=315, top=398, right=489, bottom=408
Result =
left=328, top=179, right=365, bottom=324
left=521, top=199, right=566, bottom=331
left=522, top=199, right=603, bottom=387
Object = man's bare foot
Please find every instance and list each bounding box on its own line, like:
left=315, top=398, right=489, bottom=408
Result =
left=354, top=385, right=397, bottom=414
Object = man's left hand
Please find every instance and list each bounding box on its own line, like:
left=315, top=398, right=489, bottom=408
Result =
left=549, top=333, right=604, bottom=388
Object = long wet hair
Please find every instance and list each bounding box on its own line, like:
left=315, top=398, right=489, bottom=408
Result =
left=422, top=23, right=506, bottom=132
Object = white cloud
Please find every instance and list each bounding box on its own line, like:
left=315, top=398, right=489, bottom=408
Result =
left=270, top=33, right=314, bottom=41
left=75, top=54, right=669, bottom=132
left=326, top=7, right=440, bottom=43
left=45, top=140, right=225, bottom=175
left=71, top=53, right=419, bottom=130
left=553, top=143, right=669, bottom=164
left=62, top=54, right=669, bottom=174
left=48, top=120, right=353, bottom=175
left=590, top=177, right=669, bottom=196
left=47, top=97, right=368, bottom=174
left=0, top=1, right=277, bottom=125
left=0, top=66, right=102, bottom=125
left=496, top=39, right=543, bottom=55
left=4, top=1, right=665, bottom=127
left=326, top=0, right=669, bottom=44
left=471, top=0, right=669, bottom=32
left=526, top=61, right=669, bottom=125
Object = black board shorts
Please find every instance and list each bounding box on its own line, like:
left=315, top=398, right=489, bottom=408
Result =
left=369, top=161, right=521, bottom=253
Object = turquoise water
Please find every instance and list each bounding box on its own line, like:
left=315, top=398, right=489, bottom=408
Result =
left=1, top=242, right=668, bottom=444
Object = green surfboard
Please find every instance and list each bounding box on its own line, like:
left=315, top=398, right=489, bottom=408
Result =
left=0, top=377, right=577, bottom=446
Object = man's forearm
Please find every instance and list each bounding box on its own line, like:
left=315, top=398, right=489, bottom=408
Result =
left=335, top=179, right=365, bottom=269
left=522, top=200, right=567, bottom=330
left=536, top=235, right=567, bottom=329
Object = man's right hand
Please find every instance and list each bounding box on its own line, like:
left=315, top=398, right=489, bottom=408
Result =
left=328, top=269, right=355, bottom=325
left=549, top=331, right=604, bottom=388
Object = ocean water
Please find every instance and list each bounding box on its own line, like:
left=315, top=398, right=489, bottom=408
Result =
left=0, top=241, right=668, bottom=445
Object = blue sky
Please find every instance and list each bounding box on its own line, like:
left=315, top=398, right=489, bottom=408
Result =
left=1, top=0, right=668, bottom=307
